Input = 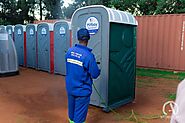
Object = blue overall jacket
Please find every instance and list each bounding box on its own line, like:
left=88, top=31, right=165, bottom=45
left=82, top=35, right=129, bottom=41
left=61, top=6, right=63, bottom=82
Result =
left=65, top=44, right=100, bottom=97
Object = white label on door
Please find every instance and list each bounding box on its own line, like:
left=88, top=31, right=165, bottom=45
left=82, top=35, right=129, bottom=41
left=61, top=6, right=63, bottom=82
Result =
left=30, top=29, right=34, bottom=35
left=8, top=29, right=12, bottom=34
left=60, top=27, right=66, bottom=35
left=18, top=29, right=22, bottom=35
left=41, top=28, right=47, bottom=35
left=0, top=34, right=8, bottom=40
left=86, top=16, right=99, bottom=35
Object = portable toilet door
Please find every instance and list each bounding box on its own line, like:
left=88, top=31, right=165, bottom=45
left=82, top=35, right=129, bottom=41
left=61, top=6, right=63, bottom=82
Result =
left=54, top=21, right=71, bottom=75
left=37, top=23, right=54, bottom=73
left=14, top=25, right=26, bottom=66
left=26, top=24, right=37, bottom=68
left=71, top=5, right=138, bottom=111
left=6, top=25, right=14, bottom=40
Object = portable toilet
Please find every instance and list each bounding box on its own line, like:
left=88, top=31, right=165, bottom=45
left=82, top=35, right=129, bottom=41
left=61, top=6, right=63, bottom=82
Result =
left=0, top=29, right=19, bottom=77
left=14, top=24, right=26, bottom=66
left=6, top=25, right=14, bottom=40
left=54, top=20, right=71, bottom=75
left=71, top=5, right=138, bottom=111
left=37, top=23, right=54, bottom=73
left=26, top=24, right=37, bottom=68
left=0, top=25, right=6, bottom=31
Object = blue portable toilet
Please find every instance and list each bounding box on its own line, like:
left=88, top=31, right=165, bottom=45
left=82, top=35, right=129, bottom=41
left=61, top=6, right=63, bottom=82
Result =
left=6, top=25, right=14, bottom=40
left=14, top=24, right=26, bottom=66
left=54, top=20, right=71, bottom=75
left=37, top=23, right=54, bottom=73
left=0, top=25, right=6, bottom=31
left=26, top=24, right=37, bottom=68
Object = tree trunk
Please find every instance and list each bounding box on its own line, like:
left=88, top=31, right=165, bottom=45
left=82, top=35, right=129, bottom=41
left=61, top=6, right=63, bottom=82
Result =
left=39, top=0, right=43, bottom=20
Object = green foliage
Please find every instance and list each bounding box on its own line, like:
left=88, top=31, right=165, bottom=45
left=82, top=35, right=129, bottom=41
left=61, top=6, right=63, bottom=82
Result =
left=62, top=0, right=185, bottom=18
left=0, top=0, right=36, bottom=25
left=62, top=4, right=78, bottom=19
left=62, top=0, right=112, bottom=19
left=2, top=0, right=185, bottom=24
left=156, top=0, right=185, bottom=14
left=43, top=0, right=64, bottom=19
left=110, top=0, right=138, bottom=14
left=137, top=0, right=158, bottom=15
left=166, top=93, right=176, bottom=100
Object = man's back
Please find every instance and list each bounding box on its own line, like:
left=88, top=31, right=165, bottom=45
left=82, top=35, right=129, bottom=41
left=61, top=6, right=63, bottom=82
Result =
left=65, top=44, right=100, bottom=97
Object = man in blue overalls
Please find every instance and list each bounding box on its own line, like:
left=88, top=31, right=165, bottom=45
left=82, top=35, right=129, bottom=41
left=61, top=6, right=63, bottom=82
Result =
left=65, top=28, right=100, bottom=123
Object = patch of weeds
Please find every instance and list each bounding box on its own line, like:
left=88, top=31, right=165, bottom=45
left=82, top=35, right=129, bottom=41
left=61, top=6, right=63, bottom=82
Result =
left=137, top=79, right=152, bottom=83
left=137, top=77, right=155, bottom=88
left=137, top=68, right=185, bottom=81
left=140, top=114, right=163, bottom=120
left=120, top=110, right=163, bottom=123
left=166, top=93, right=176, bottom=101
left=126, top=110, right=148, bottom=123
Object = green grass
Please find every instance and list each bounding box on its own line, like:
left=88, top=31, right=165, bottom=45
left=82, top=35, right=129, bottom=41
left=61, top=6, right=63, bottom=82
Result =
left=166, top=93, right=176, bottom=101
left=137, top=67, right=179, bottom=99
left=137, top=68, right=185, bottom=80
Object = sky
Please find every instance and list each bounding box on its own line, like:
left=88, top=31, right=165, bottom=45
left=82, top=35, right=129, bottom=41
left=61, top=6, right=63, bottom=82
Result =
left=63, top=0, right=74, bottom=7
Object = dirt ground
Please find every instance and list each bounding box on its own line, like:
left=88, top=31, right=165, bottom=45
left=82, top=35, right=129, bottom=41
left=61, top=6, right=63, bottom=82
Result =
left=0, top=68, right=179, bottom=123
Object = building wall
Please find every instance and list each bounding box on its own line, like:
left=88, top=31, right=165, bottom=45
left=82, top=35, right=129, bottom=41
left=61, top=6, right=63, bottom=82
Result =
left=136, top=14, right=185, bottom=71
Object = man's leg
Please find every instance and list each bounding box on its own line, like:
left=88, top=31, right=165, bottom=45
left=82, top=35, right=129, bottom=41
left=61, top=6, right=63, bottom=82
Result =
left=67, top=94, right=75, bottom=123
left=73, top=96, right=90, bottom=123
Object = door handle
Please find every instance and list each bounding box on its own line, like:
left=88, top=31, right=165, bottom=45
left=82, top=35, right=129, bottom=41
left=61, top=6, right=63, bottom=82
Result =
left=96, top=62, right=100, bottom=64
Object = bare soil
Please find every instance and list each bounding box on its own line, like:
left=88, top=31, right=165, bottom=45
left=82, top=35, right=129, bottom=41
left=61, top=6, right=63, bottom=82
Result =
left=0, top=68, right=178, bottom=123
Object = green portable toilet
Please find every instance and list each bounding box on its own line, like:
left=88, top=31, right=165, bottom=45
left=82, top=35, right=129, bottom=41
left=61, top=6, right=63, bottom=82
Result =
left=71, top=5, right=138, bottom=111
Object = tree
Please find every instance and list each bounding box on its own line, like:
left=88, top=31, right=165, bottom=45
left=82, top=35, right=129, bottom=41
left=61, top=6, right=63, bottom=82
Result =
left=16, top=0, right=36, bottom=23
left=62, top=0, right=112, bottom=19
left=0, top=0, right=36, bottom=25
left=156, top=0, right=185, bottom=14
left=43, top=0, right=64, bottom=19
left=137, top=0, right=157, bottom=15
left=110, top=0, right=138, bottom=14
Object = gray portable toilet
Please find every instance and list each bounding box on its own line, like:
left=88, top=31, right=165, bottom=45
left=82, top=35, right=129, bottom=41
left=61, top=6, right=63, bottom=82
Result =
left=0, top=25, right=6, bottom=31
left=37, top=23, right=54, bottom=73
left=26, top=24, right=37, bottom=68
left=0, top=29, right=19, bottom=77
left=6, top=25, right=14, bottom=40
left=71, top=5, right=138, bottom=111
left=54, top=20, right=71, bottom=75
left=14, top=24, right=26, bottom=66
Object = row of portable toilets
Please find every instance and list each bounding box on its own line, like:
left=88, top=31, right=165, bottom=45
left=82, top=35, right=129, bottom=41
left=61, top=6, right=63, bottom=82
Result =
left=0, top=5, right=138, bottom=111
left=0, top=21, right=71, bottom=75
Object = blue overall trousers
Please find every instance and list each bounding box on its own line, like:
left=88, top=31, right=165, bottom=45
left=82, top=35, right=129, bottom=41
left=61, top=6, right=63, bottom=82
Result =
left=65, top=44, right=100, bottom=123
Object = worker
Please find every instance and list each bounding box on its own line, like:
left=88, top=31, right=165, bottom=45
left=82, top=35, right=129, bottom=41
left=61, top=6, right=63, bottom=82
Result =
left=170, top=78, right=185, bottom=123
left=65, top=28, right=100, bottom=123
